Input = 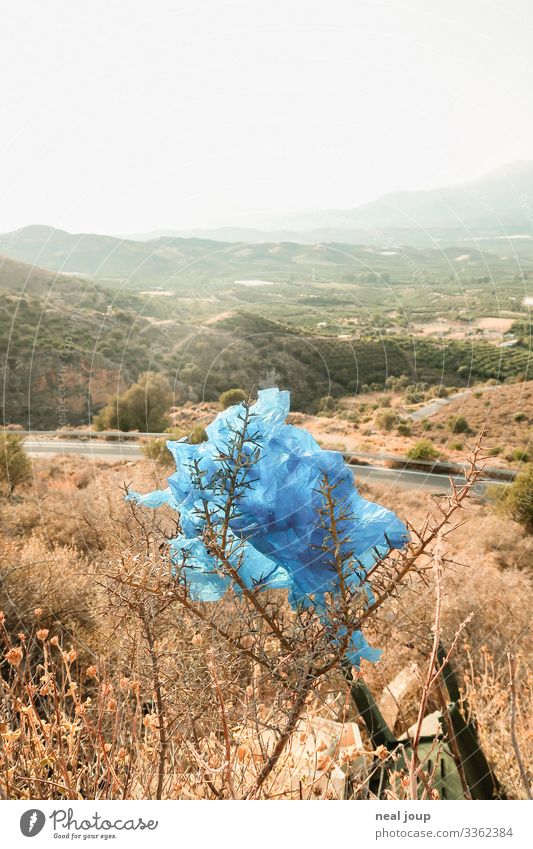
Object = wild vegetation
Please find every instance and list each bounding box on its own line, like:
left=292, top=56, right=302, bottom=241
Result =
left=1, top=230, right=531, bottom=428
left=0, top=433, right=31, bottom=496
left=0, top=219, right=531, bottom=800
left=0, top=433, right=531, bottom=800
left=93, top=372, right=173, bottom=433
left=500, top=467, right=533, bottom=533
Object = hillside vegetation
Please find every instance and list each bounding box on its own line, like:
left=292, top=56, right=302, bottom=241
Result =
left=1, top=234, right=531, bottom=428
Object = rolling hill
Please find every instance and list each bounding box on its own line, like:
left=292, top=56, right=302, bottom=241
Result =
left=1, top=208, right=531, bottom=429
left=1, top=224, right=533, bottom=293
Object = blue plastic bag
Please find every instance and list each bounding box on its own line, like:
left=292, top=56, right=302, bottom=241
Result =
left=127, top=388, right=409, bottom=664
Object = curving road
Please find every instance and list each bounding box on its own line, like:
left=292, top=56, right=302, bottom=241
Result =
left=24, top=439, right=142, bottom=460
left=24, top=439, right=507, bottom=496
left=407, top=384, right=501, bottom=422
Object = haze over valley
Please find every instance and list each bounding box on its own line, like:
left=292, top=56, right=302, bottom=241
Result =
left=0, top=162, right=531, bottom=432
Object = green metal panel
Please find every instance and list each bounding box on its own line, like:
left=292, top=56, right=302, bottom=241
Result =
left=343, top=648, right=505, bottom=800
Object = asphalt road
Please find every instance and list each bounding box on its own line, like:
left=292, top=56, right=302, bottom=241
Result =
left=408, top=384, right=501, bottom=421
left=24, top=440, right=142, bottom=460
left=408, top=390, right=469, bottom=421
left=24, top=439, right=505, bottom=495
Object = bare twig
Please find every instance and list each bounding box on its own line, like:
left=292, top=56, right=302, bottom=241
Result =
left=408, top=538, right=444, bottom=799
left=207, top=650, right=235, bottom=799
left=507, top=653, right=532, bottom=800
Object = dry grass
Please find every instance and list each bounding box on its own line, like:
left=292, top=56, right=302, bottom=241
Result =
left=279, top=381, right=533, bottom=466
left=412, top=381, right=533, bottom=461
left=0, top=456, right=531, bottom=799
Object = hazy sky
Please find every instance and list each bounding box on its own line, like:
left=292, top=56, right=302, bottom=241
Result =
left=1, top=0, right=532, bottom=233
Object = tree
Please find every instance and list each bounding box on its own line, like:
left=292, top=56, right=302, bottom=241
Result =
left=0, top=433, right=31, bottom=496
left=94, top=372, right=173, bottom=432
left=123, top=395, right=490, bottom=799
left=219, top=388, right=247, bottom=409
left=501, top=466, right=533, bottom=532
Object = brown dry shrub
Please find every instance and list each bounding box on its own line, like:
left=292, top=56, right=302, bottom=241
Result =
left=462, top=646, right=532, bottom=800
left=0, top=460, right=531, bottom=799
left=350, top=483, right=533, bottom=796
left=0, top=536, right=98, bottom=654
left=1, top=457, right=171, bottom=553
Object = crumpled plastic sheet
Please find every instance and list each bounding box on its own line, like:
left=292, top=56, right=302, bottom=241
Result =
left=126, top=388, right=409, bottom=665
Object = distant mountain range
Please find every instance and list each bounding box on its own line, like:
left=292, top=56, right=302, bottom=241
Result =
left=0, top=162, right=532, bottom=286
left=0, top=228, right=377, bottom=287
left=269, top=160, right=533, bottom=231
left=1, top=170, right=531, bottom=428
left=131, top=161, right=533, bottom=244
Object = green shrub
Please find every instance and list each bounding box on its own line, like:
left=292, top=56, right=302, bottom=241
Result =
left=385, top=374, right=410, bottom=391
left=189, top=425, right=208, bottom=445
left=407, top=440, right=440, bottom=461
left=513, top=412, right=528, bottom=422
left=506, top=448, right=530, bottom=463
left=397, top=423, right=411, bottom=436
left=428, top=385, right=449, bottom=399
left=142, top=425, right=207, bottom=464
left=340, top=412, right=359, bottom=426
left=142, top=438, right=173, bottom=465
left=0, top=433, right=31, bottom=496
left=448, top=415, right=470, bottom=434
left=94, top=372, right=172, bottom=433
left=375, top=411, right=396, bottom=432
left=317, top=395, right=336, bottom=413
left=219, top=388, right=247, bottom=409
left=404, top=386, right=426, bottom=404
left=449, top=441, right=464, bottom=451
left=501, top=467, right=533, bottom=532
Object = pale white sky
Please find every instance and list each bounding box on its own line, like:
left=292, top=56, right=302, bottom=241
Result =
left=1, top=0, right=532, bottom=233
